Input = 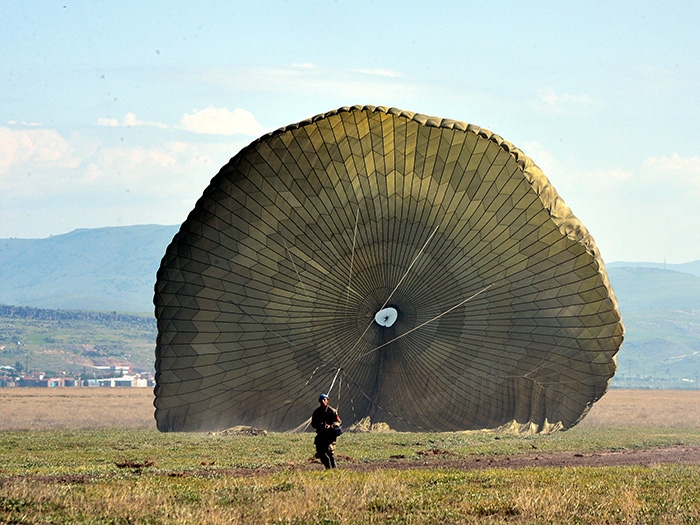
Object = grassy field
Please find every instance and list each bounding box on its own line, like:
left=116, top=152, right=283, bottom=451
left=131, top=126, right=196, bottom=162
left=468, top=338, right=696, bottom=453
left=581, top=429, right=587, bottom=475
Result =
left=2, top=427, right=700, bottom=524
left=1, top=389, right=700, bottom=523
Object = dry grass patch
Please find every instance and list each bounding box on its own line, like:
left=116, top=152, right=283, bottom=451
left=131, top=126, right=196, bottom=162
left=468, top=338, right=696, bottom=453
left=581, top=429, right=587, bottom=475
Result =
left=579, top=389, right=700, bottom=427
left=2, top=388, right=700, bottom=431
left=7, top=466, right=699, bottom=524
left=0, top=387, right=155, bottom=430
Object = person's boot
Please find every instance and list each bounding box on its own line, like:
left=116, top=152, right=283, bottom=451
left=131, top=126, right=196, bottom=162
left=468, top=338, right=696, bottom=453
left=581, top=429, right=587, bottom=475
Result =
left=321, top=455, right=331, bottom=469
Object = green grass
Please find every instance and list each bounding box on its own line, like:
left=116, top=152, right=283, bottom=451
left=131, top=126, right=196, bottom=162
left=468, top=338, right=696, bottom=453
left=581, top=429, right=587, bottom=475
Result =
left=2, top=426, right=700, bottom=476
left=2, top=427, right=700, bottom=523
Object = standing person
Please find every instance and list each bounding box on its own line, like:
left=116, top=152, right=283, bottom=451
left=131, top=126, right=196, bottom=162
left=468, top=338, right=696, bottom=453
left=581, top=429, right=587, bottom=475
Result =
left=311, top=393, right=342, bottom=469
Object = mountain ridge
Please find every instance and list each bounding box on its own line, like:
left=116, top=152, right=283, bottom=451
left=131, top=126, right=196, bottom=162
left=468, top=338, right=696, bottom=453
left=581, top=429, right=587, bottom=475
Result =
left=3, top=224, right=699, bottom=312
left=0, top=224, right=179, bottom=312
left=1, top=225, right=699, bottom=388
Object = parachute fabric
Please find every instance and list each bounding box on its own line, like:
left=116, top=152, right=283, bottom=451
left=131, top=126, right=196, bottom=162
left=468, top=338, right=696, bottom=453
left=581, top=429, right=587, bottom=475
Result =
left=153, top=105, right=623, bottom=433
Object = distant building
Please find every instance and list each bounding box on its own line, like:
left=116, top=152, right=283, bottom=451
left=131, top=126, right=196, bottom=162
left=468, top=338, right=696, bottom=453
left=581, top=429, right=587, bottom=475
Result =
left=92, top=364, right=132, bottom=374
left=97, top=375, right=152, bottom=387
left=18, top=376, right=74, bottom=388
left=1, top=371, right=155, bottom=388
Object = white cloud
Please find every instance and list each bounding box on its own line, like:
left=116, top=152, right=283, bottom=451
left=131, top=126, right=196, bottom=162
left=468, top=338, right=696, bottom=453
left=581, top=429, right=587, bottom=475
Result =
left=643, top=152, right=700, bottom=173
left=183, top=64, right=420, bottom=106
left=96, top=117, right=120, bottom=127
left=563, top=153, right=700, bottom=195
left=352, top=68, right=404, bottom=78
left=587, top=168, right=633, bottom=185
left=290, top=63, right=320, bottom=70
left=536, top=151, right=700, bottom=263
left=78, top=140, right=238, bottom=191
left=0, top=125, right=249, bottom=238
left=178, top=107, right=267, bottom=136
left=90, top=145, right=178, bottom=182
left=640, top=153, right=700, bottom=196
left=0, top=127, right=83, bottom=176
left=97, top=113, right=167, bottom=129
left=6, top=120, right=42, bottom=126
left=124, top=113, right=168, bottom=129
left=534, top=88, right=601, bottom=117
left=520, top=141, right=561, bottom=175
left=539, top=88, right=594, bottom=107
left=96, top=109, right=265, bottom=136
left=603, top=168, right=633, bottom=181
left=521, top=141, right=634, bottom=191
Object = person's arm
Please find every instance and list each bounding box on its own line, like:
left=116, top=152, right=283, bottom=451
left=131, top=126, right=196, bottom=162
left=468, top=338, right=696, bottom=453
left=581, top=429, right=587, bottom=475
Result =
left=311, top=409, right=322, bottom=430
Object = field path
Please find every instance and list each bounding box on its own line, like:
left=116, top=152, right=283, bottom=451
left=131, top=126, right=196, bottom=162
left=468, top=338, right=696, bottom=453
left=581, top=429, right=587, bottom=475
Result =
left=332, top=445, right=700, bottom=472
left=174, top=445, right=700, bottom=478
left=5, top=446, right=700, bottom=486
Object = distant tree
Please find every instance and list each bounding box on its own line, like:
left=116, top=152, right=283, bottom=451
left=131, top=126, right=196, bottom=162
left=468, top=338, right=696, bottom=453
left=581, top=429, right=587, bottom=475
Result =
left=14, top=361, right=23, bottom=374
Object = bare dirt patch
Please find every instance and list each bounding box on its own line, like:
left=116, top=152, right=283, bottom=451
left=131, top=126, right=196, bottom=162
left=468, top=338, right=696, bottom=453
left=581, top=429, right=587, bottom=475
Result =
left=156, top=446, right=700, bottom=479
left=8, top=445, right=700, bottom=485
left=331, top=445, right=700, bottom=473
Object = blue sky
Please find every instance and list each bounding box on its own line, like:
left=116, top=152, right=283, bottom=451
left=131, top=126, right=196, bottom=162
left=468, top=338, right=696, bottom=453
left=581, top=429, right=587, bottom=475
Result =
left=1, top=1, right=699, bottom=263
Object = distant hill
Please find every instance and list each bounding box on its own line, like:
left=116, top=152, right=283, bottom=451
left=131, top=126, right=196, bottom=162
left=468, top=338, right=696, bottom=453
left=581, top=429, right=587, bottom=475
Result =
left=1, top=225, right=699, bottom=388
left=0, top=225, right=179, bottom=313
left=605, top=267, right=700, bottom=388
left=607, top=267, right=700, bottom=313
left=0, top=305, right=157, bottom=374
left=607, top=260, right=700, bottom=278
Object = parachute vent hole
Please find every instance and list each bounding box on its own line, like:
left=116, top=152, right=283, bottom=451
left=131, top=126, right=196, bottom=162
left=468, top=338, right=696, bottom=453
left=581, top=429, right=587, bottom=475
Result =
left=374, top=307, right=398, bottom=328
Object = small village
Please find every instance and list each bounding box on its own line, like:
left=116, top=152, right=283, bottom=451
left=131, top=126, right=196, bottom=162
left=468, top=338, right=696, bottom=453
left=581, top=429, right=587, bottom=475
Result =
left=0, top=364, right=155, bottom=388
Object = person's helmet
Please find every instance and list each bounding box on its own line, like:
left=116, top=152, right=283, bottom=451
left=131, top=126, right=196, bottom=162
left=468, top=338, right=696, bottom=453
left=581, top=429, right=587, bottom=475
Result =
left=318, top=393, right=328, bottom=402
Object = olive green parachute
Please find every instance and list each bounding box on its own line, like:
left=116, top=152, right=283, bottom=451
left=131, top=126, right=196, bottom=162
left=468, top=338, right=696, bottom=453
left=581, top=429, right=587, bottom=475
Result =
left=153, top=105, right=623, bottom=433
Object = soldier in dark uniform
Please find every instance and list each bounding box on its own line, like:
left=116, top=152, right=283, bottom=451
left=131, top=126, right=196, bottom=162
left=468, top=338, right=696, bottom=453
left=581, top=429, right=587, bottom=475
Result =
left=311, top=393, right=342, bottom=469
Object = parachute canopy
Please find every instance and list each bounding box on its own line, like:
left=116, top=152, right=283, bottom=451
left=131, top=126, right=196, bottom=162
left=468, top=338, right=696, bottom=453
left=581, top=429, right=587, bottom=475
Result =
left=154, top=105, right=623, bottom=433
